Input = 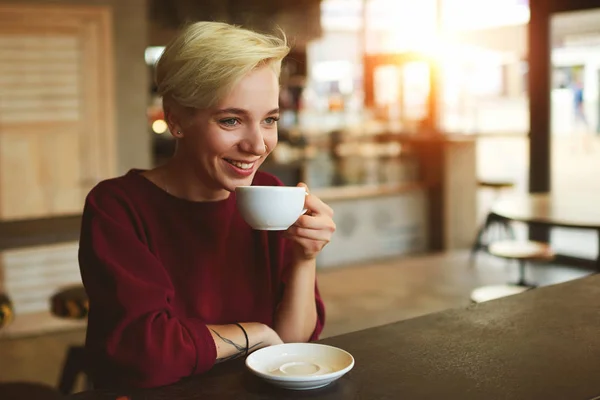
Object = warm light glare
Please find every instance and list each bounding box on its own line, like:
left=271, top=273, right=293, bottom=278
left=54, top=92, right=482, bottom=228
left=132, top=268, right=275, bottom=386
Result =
left=442, top=0, right=530, bottom=31
left=320, top=0, right=530, bottom=33
left=367, top=0, right=437, bottom=53
left=152, top=119, right=168, bottom=134
left=317, top=0, right=528, bottom=115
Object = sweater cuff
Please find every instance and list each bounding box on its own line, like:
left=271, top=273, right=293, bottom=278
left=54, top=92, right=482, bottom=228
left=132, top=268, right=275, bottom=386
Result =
left=179, top=317, right=217, bottom=375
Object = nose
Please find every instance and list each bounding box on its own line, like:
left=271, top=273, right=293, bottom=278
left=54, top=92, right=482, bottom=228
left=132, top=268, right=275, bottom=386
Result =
left=239, top=123, right=267, bottom=155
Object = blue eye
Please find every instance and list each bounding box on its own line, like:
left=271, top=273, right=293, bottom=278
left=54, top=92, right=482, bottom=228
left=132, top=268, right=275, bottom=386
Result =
left=220, top=118, right=239, bottom=127
left=264, top=117, right=279, bottom=125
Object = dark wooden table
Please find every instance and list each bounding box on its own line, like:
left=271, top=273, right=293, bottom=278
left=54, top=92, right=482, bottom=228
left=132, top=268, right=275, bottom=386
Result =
left=69, top=274, right=600, bottom=400
left=491, top=193, right=600, bottom=230
left=491, top=193, right=600, bottom=268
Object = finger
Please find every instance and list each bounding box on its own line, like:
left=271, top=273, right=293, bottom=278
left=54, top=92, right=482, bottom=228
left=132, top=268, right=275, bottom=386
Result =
left=291, top=215, right=335, bottom=231
left=304, top=193, right=334, bottom=217
left=286, top=226, right=333, bottom=242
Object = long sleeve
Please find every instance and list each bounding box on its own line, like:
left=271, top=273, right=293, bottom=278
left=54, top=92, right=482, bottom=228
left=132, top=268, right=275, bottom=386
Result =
left=79, top=185, right=216, bottom=388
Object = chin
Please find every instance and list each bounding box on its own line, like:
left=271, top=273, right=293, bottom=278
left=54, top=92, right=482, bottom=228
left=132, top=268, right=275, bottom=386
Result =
left=223, top=174, right=257, bottom=192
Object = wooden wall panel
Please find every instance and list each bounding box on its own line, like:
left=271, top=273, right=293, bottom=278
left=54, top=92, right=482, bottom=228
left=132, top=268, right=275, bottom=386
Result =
left=0, top=5, right=115, bottom=220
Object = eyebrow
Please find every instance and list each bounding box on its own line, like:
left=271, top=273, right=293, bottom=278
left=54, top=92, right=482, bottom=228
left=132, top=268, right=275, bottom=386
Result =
left=214, top=108, right=280, bottom=117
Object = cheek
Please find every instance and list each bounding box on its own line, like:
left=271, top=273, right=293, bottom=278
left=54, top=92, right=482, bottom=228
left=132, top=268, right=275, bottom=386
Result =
left=198, top=130, right=236, bottom=156
left=264, top=130, right=278, bottom=149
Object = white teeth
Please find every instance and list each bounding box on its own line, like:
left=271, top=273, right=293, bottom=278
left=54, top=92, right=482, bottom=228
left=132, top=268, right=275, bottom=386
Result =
left=227, top=159, right=253, bottom=170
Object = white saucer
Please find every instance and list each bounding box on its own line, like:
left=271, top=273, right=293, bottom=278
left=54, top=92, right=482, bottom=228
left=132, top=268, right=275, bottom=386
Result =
left=245, top=343, right=354, bottom=391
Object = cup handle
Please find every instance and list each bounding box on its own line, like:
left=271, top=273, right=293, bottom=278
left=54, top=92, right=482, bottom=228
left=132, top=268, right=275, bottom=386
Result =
left=301, top=190, right=309, bottom=215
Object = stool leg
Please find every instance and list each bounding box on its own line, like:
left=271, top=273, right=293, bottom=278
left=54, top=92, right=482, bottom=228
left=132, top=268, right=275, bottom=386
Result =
left=470, top=213, right=494, bottom=263
left=500, top=221, right=516, bottom=267
left=505, top=221, right=516, bottom=240
left=58, top=346, right=86, bottom=395
left=493, top=221, right=501, bottom=242
left=515, top=260, right=537, bottom=288
left=517, top=260, right=527, bottom=286
left=498, top=218, right=516, bottom=240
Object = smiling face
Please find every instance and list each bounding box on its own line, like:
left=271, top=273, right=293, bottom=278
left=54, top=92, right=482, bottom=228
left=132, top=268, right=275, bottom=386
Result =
left=166, top=64, right=280, bottom=199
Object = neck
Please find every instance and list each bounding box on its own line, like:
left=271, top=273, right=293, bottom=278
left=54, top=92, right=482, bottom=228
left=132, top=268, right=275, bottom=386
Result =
left=161, top=155, right=230, bottom=202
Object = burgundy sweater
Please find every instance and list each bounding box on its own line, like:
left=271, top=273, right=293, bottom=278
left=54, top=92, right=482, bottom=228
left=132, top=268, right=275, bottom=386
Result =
left=78, top=169, right=325, bottom=389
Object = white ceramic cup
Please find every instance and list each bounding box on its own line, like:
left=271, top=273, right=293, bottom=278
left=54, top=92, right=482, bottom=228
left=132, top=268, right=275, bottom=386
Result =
left=235, top=186, right=307, bottom=231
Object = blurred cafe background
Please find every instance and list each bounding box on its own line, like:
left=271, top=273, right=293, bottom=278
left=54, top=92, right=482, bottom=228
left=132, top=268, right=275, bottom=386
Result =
left=1, top=0, right=600, bottom=395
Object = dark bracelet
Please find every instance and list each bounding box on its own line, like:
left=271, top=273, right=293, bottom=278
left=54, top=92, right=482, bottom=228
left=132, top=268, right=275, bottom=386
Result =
left=234, top=322, right=249, bottom=357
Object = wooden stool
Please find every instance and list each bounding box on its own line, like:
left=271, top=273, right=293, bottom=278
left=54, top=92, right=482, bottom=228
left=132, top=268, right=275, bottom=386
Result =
left=470, top=240, right=555, bottom=303
left=50, top=285, right=91, bottom=395
left=50, top=285, right=89, bottom=319
left=0, top=294, right=62, bottom=399
left=471, top=179, right=517, bottom=263
left=470, top=212, right=516, bottom=262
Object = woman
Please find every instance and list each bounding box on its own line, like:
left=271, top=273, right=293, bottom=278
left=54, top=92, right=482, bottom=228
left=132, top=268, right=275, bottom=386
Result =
left=79, top=21, right=334, bottom=389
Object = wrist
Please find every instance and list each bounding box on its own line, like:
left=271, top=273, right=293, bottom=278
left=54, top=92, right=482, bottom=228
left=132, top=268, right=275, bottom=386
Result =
left=290, top=253, right=317, bottom=268
left=259, top=324, right=282, bottom=346
left=290, top=244, right=318, bottom=263
left=260, top=324, right=275, bottom=341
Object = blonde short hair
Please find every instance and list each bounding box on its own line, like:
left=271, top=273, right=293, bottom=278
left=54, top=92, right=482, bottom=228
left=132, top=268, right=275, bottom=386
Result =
left=155, top=21, right=290, bottom=110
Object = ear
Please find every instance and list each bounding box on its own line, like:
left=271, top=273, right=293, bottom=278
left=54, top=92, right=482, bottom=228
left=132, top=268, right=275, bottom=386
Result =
left=164, top=102, right=185, bottom=138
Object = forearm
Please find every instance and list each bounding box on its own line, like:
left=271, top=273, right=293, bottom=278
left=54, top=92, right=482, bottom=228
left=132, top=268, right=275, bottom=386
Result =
left=208, top=322, right=279, bottom=363
left=274, top=258, right=318, bottom=343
